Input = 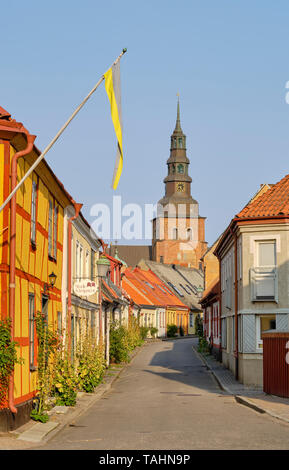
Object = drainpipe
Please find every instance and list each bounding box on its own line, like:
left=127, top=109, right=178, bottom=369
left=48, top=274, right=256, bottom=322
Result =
left=9, top=133, right=36, bottom=414
left=67, top=203, right=83, bottom=353
left=233, top=231, right=239, bottom=381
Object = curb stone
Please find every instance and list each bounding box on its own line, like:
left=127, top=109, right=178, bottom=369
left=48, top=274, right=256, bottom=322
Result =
left=13, top=342, right=146, bottom=446
left=192, top=344, right=289, bottom=425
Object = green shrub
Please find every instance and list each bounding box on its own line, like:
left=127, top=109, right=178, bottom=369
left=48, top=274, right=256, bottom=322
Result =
left=77, top=336, right=106, bottom=393
left=149, top=327, right=158, bottom=337
left=198, top=336, right=209, bottom=354
left=195, top=314, right=203, bottom=337
left=110, top=319, right=143, bottom=364
left=31, top=312, right=60, bottom=421
left=52, top=351, right=78, bottom=407
left=140, top=326, right=150, bottom=340
left=0, top=319, right=22, bottom=408
left=167, top=324, right=178, bottom=337
left=109, top=323, right=130, bottom=363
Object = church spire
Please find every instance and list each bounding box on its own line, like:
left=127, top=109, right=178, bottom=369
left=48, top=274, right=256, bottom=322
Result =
left=170, top=95, right=186, bottom=151
left=174, top=94, right=182, bottom=132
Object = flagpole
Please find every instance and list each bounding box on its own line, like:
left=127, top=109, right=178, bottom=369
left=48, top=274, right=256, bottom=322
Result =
left=0, top=48, right=127, bottom=214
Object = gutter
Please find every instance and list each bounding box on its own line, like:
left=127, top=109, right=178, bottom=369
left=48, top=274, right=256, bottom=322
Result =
left=9, top=133, right=36, bottom=414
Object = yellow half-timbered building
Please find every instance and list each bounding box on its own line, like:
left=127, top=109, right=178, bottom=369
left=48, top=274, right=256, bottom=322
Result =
left=0, top=107, right=74, bottom=429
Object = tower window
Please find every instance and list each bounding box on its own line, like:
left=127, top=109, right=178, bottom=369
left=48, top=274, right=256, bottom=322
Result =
left=178, top=138, right=183, bottom=148
left=173, top=137, right=177, bottom=148
left=177, top=164, right=184, bottom=174
left=187, top=228, right=193, bottom=240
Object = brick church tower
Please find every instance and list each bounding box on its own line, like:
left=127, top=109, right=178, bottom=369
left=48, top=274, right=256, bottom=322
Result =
left=152, top=99, right=207, bottom=268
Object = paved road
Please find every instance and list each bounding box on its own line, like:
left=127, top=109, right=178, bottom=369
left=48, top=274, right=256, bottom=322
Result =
left=36, top=338, right=289, bottom=450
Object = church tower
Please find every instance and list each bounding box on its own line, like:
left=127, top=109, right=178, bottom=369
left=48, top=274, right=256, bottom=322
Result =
left=152, top=99, right=207, bottom=268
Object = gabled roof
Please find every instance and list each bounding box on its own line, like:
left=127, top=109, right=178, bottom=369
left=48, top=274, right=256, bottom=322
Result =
left=236, top=176, right=289, bottom=219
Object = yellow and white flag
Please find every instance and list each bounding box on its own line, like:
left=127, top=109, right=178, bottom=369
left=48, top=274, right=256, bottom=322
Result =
left=104, top=61, right=123, bottom=190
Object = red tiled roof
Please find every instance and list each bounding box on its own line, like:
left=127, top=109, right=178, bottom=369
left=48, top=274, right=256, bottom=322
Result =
left=237, top=175, right=289, bottom=219
left=122, top=267, right=188, bottom=309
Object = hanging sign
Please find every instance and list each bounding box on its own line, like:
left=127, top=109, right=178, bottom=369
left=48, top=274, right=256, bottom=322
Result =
left=73, top=279, right=98, bottom=296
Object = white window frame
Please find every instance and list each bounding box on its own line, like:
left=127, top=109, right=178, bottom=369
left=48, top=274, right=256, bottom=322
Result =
left=251, top=239, right=277, bottom=302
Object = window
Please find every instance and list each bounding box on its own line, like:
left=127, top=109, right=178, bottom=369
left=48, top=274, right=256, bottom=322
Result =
left=177, top=164, right=184, bottom=174
left=186, top=228, right=193, bottom=240
left=48, top=200, right=53, bottom=257
left=256, top=315, right=276, bottom=350
left=79, top=246, right=83, bottom=279
left=29, top=294, right=35, bottom=370
left=48, top=199, right=58, bottom=259
left=91, top=250, right=95, bottom=279
left=258, top=241, right=276, bottom=267
left=53, top=206, right=58, bottom=259
left=221, top=318, right=227, bottom=349
left=251, top=240, right=277, bottom=301
left=180, top=283, right=191, bottom=295
left=75, top=241, right=83, bottom=280
left=167, top=281, right=184, bottom=297
left=189, top=314, right=194, bottom=328
left=178, top=138, right=183, bottom=148
left=57, top=311, right=62, bottom=335
left=91, top=310, right=96, bottom=336
left=172, top=228, right=178, bottom=240
left=30, top=180, right=37, bottom=245
left=85, top=250, right=90, bottom=278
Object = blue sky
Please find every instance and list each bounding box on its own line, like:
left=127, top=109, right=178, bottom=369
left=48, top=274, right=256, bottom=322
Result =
left=2, top=1, right=289, bottom=246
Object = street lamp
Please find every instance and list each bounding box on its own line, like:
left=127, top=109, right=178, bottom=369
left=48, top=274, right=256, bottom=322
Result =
left=96, top=255, right=111, bottom=364
left=196, top=285, right=204, bottom=299
left=96, top=255, right=110, bottom=278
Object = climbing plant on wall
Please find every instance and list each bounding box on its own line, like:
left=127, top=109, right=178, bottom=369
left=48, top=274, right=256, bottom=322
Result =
left=0, top=319, right=22, bottom=408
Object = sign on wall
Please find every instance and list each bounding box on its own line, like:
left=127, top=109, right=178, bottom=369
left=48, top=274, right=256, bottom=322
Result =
left=73, top=279, right=98, bottom=297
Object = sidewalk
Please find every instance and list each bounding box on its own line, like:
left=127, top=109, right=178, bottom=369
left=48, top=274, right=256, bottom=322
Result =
left=0, top=342, right=146, bottom=449
left=193, top=342, right=289, bottom=425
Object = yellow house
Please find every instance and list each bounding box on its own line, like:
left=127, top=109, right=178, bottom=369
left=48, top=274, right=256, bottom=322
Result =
left=0, top=107, right=74, bottom=430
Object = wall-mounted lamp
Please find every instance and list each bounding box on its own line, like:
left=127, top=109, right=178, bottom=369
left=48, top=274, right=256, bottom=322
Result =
left=44, top=272, right=57, bottom=294
left=96, top=256, right=110, bottom=279
left=48, top=271, right=57, bottom=288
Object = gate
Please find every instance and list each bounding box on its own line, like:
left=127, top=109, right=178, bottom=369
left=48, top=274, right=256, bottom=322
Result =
left=262, top=331, right=289, bottom=398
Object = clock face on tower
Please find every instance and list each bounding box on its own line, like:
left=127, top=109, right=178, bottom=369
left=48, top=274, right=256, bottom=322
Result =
left=177, top=183, right=184, bottom=192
